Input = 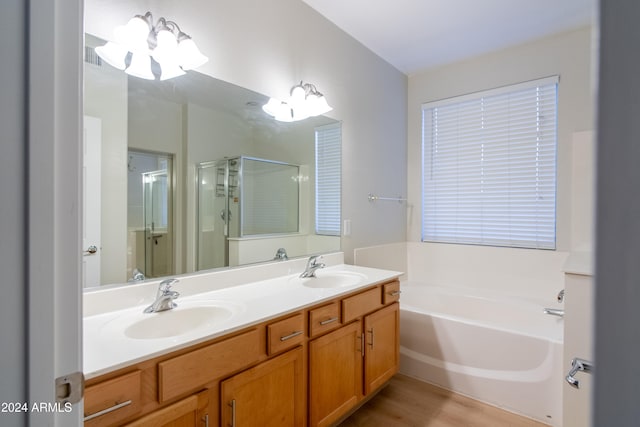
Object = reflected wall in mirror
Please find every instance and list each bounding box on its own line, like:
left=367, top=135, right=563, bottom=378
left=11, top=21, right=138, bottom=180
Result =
left=83, top=33, right=341, bottom=287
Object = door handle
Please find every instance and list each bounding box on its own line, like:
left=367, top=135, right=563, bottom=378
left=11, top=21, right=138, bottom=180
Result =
left=83, top=245, right=98, bottom=256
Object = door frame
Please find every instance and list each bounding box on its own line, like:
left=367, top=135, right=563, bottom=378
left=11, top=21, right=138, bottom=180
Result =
left=28, top=0, right=83, bottom=424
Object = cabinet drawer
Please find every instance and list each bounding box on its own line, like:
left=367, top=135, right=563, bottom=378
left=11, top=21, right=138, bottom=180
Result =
left=382, top=281, right=401, bottom=305
left=125, top=390, right=208, bottom=427
left=309, top=302, right=341, bottom=338
left=267, top=313, right=305, bottom=355
left=158, top=328, right=261, bottom=402
left=342, top=287, right=383, bottom=323
left=84, top=370, right=142, bottom=427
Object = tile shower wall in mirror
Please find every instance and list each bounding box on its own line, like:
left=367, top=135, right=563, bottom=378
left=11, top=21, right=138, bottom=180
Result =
left=83, top=32, right=341, bottom=287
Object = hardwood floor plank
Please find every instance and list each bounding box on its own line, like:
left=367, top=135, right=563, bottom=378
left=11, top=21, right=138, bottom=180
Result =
left=338, top=374, right=548, bottom=427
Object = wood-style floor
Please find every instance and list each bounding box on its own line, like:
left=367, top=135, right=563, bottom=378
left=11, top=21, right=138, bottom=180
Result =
left=338, top=374, right=548, bottom=427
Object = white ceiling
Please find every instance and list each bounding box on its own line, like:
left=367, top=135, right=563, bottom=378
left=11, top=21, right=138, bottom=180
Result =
left=302, top=0, right=595, bottom=75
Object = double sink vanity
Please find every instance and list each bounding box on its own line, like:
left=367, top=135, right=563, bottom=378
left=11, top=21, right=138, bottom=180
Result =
left=83, top=253, right=402, bottom=426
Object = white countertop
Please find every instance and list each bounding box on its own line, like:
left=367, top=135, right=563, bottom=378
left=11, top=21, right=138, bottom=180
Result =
left=83, top=263, right=402, bottom=379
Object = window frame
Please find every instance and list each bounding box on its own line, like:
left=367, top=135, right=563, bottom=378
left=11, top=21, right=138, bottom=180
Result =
left=421, top=76, right=559, bottom=250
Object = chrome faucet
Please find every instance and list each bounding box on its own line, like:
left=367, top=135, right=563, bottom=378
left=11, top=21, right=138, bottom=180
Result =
left=300, top=256, right=325, bottom=278
left=128, top=268, right=145, bottom=282
left=543, top=289, right=565, bottom=317
left=543, top=307, right=564, bottom=317
left=566, top=357, right=594, bottom=388
left=274, top=247, right=289, bottom=261
left=144, top=278, right=180, bottom=313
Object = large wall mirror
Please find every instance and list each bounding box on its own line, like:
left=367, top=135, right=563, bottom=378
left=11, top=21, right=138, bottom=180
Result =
left=83, top=28, right=341, bottom=288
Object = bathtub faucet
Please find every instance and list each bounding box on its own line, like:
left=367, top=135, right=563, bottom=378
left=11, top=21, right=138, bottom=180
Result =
left=565, top=357, right=594, bottom=388
left=300, top=256, right=325, bottom=278
left=543, top=308, right=564, bottom=317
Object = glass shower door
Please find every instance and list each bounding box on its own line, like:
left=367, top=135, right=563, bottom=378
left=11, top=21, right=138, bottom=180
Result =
left=143, top=169, right=173, bottom=277
left=197, top=159, right=236, bottom=270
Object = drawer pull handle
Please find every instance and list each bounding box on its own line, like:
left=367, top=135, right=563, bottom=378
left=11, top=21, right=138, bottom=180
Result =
left=202, top=414, right=209, bottom=427
left=319, top=316, right=339, bottom=326
left=368, top=328, right=374, bottom=348
left=84, top=400, right=132, bottom=421
left=280, top=330, right=303, bottom=341
left=388, top=290, right=401, bottom=297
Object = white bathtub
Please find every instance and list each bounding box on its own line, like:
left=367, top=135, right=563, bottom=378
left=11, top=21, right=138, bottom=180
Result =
left=399, top=282, right=563, bottom=426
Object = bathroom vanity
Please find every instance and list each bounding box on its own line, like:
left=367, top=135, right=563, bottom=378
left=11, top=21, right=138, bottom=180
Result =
left=83, top=261, right=401, bottom=427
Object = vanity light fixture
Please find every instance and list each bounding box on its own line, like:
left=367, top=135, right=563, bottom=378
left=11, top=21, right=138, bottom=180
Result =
left=95, top=11, right=208, bottom=81
left=262, top=81, right=332, bottom=122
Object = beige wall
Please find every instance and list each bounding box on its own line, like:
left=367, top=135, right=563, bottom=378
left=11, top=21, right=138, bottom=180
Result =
left=85, top=0, right=409, bottom=265
left=84, top=39, right=129, bottom=284
left=408, top=26, right=594, bottom=249
left=405, top=27, right=595, bottom=300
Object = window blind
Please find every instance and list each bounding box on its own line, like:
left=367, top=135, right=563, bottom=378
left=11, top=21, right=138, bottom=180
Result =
left=315, top=123, right=342, bottom=236
left=422, top=76, right=558, bottom=249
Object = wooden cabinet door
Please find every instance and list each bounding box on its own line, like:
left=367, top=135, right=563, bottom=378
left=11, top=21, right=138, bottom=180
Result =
left=309, top=320, right=363, bottom=427
left=364, top=302, right=399, bottom=394
left=221, top=347, right=304, bottom=427
left=124, top=390, right=209, bottom=427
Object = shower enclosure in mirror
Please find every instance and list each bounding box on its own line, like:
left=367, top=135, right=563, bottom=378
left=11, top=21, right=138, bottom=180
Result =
left=128, top=151, right=174, bottom=280
left=197, top=156, right=300, bottom=270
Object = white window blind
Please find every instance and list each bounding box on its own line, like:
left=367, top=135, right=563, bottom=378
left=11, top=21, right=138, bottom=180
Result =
left=422, top=76, right=558, bottom=249
left=315, top=123, right=342, bottom=236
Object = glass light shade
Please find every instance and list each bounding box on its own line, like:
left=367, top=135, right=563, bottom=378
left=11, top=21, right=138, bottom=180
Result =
left=262, top=98, right=297, bottom=122
left=159, top=58, right=186, bottom=81
left=262, top=98, right=284, bottom=117
left=306, top=94, right=332, bottom=116
left=290, top=107, right=310, bottom=122
left=125, top=52, right=154, bottom=80
left=274, top=110, right=295, bottom=122
left=177, top=38, right=208, bottom=70
left=153, top=29, right=178, bottom=63
left=262, top=97, right=316, bottom=122
left=95, top=42, right=128, bottom=70
left=123, top=16, right=151, bottom=52
left=289, top=85, right=306, bottom=107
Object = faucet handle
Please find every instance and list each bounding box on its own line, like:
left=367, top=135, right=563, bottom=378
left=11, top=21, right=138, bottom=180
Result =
left=557, top=289, right=565, bottom=303
left=310, top=255, right=323, bottom=265
left=159, top=278, right=179, bottom=294
left=274, top=248, right=288, bottom=260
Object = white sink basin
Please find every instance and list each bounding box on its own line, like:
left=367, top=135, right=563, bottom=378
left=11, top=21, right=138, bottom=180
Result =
left=292, top=271, right=367, bottom=288
left=101, top=301, right=242, bottom=340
